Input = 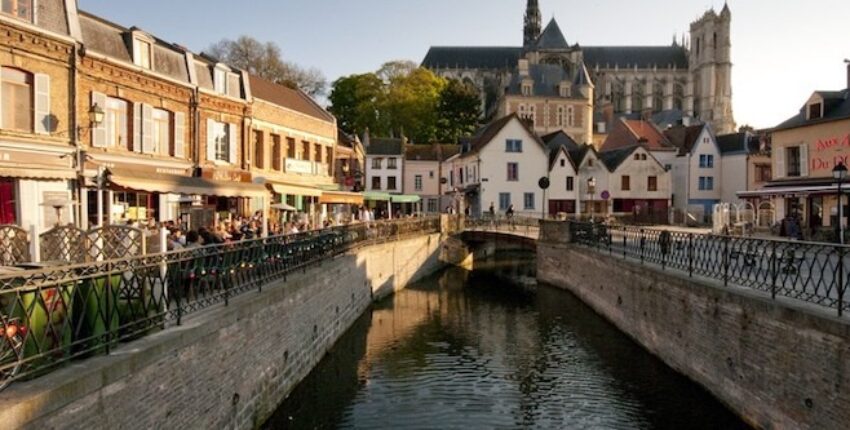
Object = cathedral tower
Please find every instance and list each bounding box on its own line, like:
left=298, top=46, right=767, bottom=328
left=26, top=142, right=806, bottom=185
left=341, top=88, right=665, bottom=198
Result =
left=524, top=0, right=542, bottom=47
left=689, top=3, right=735, bottom=134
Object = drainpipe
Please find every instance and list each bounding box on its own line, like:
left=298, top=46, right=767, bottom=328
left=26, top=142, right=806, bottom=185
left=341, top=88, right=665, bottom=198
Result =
left=70, top=42, right=82, bottom=229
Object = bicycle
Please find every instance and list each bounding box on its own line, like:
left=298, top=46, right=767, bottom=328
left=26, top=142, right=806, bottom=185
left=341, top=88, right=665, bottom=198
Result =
left=1, top=316, right=26, bottom=391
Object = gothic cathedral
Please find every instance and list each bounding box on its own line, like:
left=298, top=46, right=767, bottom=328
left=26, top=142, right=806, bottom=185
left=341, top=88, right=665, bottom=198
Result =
left=422, top=0, right=736, bottom=144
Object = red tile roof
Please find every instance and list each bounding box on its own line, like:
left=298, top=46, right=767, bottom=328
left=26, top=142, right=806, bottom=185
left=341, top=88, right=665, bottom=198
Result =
left=600, top=118, right=673, bottom=152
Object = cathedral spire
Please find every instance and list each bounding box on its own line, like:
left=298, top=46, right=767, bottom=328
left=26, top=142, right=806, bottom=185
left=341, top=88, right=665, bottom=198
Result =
left=524, top=0, right=542, bottom=47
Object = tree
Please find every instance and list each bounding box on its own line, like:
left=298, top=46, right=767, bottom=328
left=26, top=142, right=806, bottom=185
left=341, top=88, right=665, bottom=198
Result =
left=207, top=36, right=327, bottom=97
left=437, top=79, right=482, bottom=143
left=328, top=73, right=387, bottom=136
left=382, top=67, right=446, bottom=143
left=376, top=60, right=417, bottom=83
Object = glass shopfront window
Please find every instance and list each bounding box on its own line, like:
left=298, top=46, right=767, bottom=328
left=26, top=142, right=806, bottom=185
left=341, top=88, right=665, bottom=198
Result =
left=0, top=178, right=17, bottom=224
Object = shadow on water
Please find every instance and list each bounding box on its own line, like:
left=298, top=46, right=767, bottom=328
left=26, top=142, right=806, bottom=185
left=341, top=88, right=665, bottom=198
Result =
left=264, top=250, right=749, bottom=430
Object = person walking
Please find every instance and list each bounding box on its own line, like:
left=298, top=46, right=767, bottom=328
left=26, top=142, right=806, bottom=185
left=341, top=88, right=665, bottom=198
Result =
left=506, top=204, right=515, bottom=230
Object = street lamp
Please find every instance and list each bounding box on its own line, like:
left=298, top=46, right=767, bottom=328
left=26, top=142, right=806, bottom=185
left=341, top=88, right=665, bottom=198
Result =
left=834, top=162, right=848, bottom=244
left=587, top=177, right=597, bottom=222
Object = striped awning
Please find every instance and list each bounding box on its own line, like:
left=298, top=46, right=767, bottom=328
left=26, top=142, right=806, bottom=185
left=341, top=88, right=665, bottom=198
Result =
left=269, top=182, right=323, bottom=197
left=0, top=167, right=76, bottom=180
left=110, top=172, right=268, bottom=198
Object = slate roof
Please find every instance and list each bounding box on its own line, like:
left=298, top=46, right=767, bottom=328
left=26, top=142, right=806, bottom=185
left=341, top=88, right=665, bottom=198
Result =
left=366, top=138, right=404, bottom=156
left=774, top=89, right=850, bottom=132
left=421, top=47, right=522, bottom=70
left=535, top=19, right=570, bottom=50
left=663, top=124, right=705, bottom=156
left=249, top=74, right=335, bottom=122
left=78, top=11, right=191, bottom=84
left=582, top=46, right=689, bottom=69
left=405, top=144, right=439, bottom=161
left=507, top=64, right=572, bottom=97
left=422, top=45, right=688, bottom=71
left=716, top=132, right=755, bottom=155
left=542, top=130, right=581, bottom=169
left=599, top=146, right=640, bottom=171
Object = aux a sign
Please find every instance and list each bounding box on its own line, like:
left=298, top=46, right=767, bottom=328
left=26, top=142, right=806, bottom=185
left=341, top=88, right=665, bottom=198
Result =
left=810, top=132, right=850, bottom=172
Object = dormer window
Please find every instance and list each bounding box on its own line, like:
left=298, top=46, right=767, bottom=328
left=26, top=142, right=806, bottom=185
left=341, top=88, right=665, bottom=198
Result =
left=559, top=84, right=571, bottom=98
left=522, top=82, right=533, bottom=96
left=132, top=36, right=153, bottom=69
left=213, top=65, right=238, bottom=96
left=808, top=102, right=822, bottom=120
left=1, top=0, right=33, bottom=22
left=214, top=67, right=227, bottom=94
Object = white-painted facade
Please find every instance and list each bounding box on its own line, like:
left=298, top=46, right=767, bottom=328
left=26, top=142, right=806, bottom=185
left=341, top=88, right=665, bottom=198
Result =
left=608, top=146, right=672, bottom=213
left=576, top=149, right=612, bottom=216
left=365, top=154, right=403, bottom=194
left=547, top=147, right=580, bottom=215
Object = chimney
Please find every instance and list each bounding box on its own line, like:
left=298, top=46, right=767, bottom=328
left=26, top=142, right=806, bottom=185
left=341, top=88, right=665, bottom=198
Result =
left=518, top=59, right=530, bottom=77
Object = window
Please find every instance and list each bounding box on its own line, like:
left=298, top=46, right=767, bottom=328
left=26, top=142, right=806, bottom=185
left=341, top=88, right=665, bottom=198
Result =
left=104, top=97, right=128, bottom=148
left=285, top=137, right=295, bottom=158
left=529, top=105, right=536, bottom=125
left=1, top=0, right=32, bottom=21
left=560, top=159, right=565, bottom=167
left=371, top=177, right=381, bottom=190
left=499, top=193, right=511, bottom=210
left=506, top=139, right=523, bottom=153
left=387, top=158, right=398, bottom=169
left=272, top=134, right=282, bottom=171
left=755, top=164, right=771, bottom=183
left=588, top=158, right=594, bottom=167
left=427, top=198, right=438, bottom=213
left=648, top=176, right=658, bottom=192
left=522, top=83, right=532, bottom=96
left=786, top=146, right=801, bottom=177
left=387, top=176, right=397, bottom=190
left=1, top=68, right=33, bottom=132
left=133, top=38, right=152, bottom=70
left=566, top=176, right=574, bottom=191
left=429, top=171, right=434, bottom=179
left=414, top=175, right=423, bottom=191
left=698, top=176, right=715, bottom=191
left=371, top=158, right=382, bottom=169
left=151, top=108, right=171, bottom=155
left=699, top=154, right=714, bottom=168
left=640, top=154, right=647, bottom=161
left=557, top=106, right=564, bottom=126
left=0, top=178, right=16, bottom=224
left=211, top=121, right=231, bottom=163
left=253, top=131, right=264, bottom=169
left=808, top=103, right=822, bottom=120
left=621, top=175, right=631, bottom=191
left=314, top=143, right=322, bottom=165
left=524, top=192, right=535, bottom=210
left=567, top=106, right=575, bottom=127
left=634, top=153, right=641, bottom=161
left=507, top=162, right=519, bottom=181
left=449, top=170, right=454, bottom=186
left=301, top=141, right=311, bottom=160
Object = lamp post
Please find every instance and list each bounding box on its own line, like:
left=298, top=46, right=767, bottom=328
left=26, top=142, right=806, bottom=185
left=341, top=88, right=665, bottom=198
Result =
left=834, top=162, right=848, bottom=244
left=587, top=177, right=597, bottom=222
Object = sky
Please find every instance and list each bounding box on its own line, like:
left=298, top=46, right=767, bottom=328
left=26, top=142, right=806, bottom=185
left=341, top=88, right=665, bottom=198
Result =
left=79, top=0, right=850, bottom=130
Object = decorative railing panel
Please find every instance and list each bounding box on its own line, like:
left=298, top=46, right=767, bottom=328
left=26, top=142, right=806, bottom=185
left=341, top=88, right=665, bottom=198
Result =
left=0, top=226, right=29, bottom=267
left=40, top=226, right=87, bottom=264
left=0, top=217, right=440, bottom=391
left=568, top=221, right=850, bottom=318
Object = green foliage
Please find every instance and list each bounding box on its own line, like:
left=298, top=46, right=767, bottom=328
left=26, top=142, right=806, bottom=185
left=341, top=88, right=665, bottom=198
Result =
left=437, top=79, right=482, bottom=143
left=329, top=61, right=481, bottom=143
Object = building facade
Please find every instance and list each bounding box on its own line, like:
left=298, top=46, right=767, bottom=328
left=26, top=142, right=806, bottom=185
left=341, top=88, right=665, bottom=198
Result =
left=665, top=124, right=722, bottom=222
left=422, top=0, right=736, bottom=143
left=600, top=145, right=672, bottom=223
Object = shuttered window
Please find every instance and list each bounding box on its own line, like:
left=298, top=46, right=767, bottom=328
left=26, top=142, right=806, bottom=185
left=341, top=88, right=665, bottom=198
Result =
left=105, top=97, right=129, bottom=148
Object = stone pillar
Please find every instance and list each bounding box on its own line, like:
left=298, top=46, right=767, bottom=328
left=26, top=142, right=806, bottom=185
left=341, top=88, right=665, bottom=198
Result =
left=539, top=220, right=572, bottom=245
left=624, top=79, right=633, bottom=114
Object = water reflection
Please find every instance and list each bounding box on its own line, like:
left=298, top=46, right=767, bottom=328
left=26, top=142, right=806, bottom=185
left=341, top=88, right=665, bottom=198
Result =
left=265, top=251, right=747, bottom=429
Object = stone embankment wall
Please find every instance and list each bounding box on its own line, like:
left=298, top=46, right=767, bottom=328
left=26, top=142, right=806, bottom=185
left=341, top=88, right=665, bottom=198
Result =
left=537, top=221, right=850, bottom=430
left=1, top=233, right=443, bottom=429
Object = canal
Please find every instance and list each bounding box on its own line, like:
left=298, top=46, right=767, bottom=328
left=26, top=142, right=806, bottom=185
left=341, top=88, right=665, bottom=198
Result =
left=264, top=251, right=748, bottom=429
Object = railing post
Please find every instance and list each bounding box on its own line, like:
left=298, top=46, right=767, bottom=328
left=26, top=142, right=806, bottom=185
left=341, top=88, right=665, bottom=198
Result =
left=688, top=234, right=694, bottom=278
left=175, top=263, right=183, bottom=325
left=723, top=234, right=730, bottom=287
left=770, top=240, right=777, bottom=299
left=622, top=226, right=627, bottom=259
left=640, top=229, right=645, bottom=264
left=838, top=246, right=845, bottom=317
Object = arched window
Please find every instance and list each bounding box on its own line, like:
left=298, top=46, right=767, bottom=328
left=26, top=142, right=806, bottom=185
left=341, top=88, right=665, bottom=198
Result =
left=673, top=83, right=685, bottom=111
left=632, top=82, right=644, bottom=112
left=653, top=83, right=664, bottom=113
left=518, top=104, right=526, bottom=119
left=529, top=105, right=536, bottom=126
left=556, top=106, right=564, bottom=127
left=1, top=67, right=33, bottom=132
left=567, top=106, right=575, bottom=127
left=1, top=0, right=33, bottom=22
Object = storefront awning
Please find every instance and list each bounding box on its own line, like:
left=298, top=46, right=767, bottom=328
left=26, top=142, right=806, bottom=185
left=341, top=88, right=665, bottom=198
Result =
left=0, top=167, right=76, bottom=180
left=319, top=191, right=364, bottom=205
left=738, top=185, right=842, bottom=198
left=364, top=191, right=391, bottom=201
left=110, top=172, right=268, bottom=198
left=269, top=182, right=323, bottom=197
left=391, top=195, right=422, bottom=204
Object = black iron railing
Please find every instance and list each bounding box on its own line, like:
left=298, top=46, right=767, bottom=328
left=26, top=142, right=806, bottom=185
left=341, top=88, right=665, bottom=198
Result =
left=568, top=221, right=850, bottom=317
left=0, top=217, right=440, bottom=390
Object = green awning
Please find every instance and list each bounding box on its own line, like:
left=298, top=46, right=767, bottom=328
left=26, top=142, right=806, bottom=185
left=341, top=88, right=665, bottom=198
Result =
left=363, top=191, right=391, bottom=201
left=391, top=195, right=421, bottom=203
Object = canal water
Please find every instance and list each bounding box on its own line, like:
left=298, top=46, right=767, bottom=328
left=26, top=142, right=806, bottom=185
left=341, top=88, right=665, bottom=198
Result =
left=264, top=251, right=748, bottom=429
